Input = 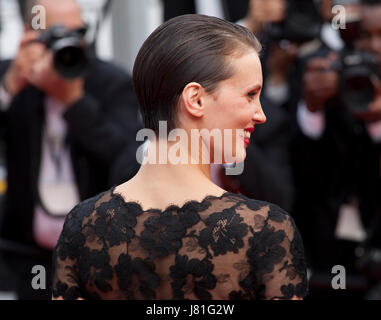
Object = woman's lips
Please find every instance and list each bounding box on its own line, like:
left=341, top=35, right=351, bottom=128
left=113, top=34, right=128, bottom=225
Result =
left=243, top=127, right=254, bottom=147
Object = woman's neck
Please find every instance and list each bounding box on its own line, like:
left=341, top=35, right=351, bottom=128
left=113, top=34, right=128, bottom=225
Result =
left=136, top=137, right=216, bottom=190
left=116, top=138, right=226, bottom=208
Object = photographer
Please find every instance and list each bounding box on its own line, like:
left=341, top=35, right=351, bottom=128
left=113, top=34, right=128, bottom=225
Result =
left=0, top=0, right=141, bottom=299
left=291, top=0, right=381, bottom=276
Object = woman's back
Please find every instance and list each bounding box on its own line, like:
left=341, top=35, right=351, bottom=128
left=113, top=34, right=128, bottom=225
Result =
left=52, top=188, right=307, bottom=300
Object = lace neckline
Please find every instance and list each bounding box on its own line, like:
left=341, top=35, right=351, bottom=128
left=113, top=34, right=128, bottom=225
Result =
left=110, top=186, right=236, bottom=213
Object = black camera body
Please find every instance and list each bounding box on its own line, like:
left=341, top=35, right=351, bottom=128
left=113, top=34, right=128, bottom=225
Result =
left=37, top=25, right=88, bottom=79
left=332, top=48, right=380, bottom=113
left=266, top=0, right=322, bottom=44
left=331, top=18, right=381, bottom=113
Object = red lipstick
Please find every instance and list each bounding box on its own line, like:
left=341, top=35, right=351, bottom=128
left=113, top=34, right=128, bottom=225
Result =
left=243, top=127, right=254, bottom=147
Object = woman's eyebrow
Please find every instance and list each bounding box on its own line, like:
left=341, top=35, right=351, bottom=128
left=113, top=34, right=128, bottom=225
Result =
left=246, top=84, right=262, bottom=92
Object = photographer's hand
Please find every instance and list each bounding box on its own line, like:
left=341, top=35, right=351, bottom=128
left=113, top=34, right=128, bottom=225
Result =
left=267, top=42, right=298, bottom=85
left=303, top=53, right=339, bottom=112
left=3, top=31, right=43, bottom=96
left=27, top=50, right=84, bottom=107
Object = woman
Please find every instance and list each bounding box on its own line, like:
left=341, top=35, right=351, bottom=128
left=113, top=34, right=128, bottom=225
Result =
left=52, top=14, right=308, bottom=300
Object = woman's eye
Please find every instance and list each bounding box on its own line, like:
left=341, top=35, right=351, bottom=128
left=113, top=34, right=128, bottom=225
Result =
left=248, top=91, right=257, bottom=98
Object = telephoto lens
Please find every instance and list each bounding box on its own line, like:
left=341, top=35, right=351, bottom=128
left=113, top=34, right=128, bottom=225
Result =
left=37, top=25, right=88, bottom=79
left=340, top=50, right=379, bottom=113
left=331, top=46, right=380, bottom=113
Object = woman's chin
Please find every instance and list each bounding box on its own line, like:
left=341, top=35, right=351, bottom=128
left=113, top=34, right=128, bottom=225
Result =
left=221, top=149, right=246, bottom=165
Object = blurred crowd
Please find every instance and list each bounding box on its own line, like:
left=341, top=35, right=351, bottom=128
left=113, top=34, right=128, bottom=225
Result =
left=0, top=0, right=381, bottom=300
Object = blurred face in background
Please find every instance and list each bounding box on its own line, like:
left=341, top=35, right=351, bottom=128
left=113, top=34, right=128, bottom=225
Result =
left=357, top=4, right=381, bottom=66
left=31, top=0, right=84, bottom=30
left=321, top=0, right=334, bottom=21
left=248, top=0, right=286, bottom=24
left=24, top=0, right=86, bottom=101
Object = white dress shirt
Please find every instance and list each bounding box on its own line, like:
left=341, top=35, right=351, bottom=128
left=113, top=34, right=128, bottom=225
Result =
left=34, top=96, right=80, bottom=250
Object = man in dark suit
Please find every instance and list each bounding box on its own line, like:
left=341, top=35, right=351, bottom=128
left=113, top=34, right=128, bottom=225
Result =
left=0, top=0, right=141, bottom=299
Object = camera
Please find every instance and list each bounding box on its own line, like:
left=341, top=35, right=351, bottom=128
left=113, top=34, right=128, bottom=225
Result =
left=36, top=25, right=88, bottom=79
left=266, top=0, right=322, bottom=44
left=332, top=18, right=381, bottom=113
left=332, top=49, right=380, bottom=113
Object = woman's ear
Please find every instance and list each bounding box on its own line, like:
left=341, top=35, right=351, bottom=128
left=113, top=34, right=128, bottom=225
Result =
left=181, top=82, right=205, bottom=118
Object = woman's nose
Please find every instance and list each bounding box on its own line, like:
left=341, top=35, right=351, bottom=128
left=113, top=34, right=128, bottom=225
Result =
left=253, top=104, right=267, bottom=124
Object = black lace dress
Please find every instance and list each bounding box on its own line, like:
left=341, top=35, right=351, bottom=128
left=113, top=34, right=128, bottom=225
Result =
left=52, top=188, right=308, bottom=300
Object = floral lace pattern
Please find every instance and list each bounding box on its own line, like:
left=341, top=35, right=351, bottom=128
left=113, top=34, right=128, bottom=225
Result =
left=52, top=188, right=308, bottom=300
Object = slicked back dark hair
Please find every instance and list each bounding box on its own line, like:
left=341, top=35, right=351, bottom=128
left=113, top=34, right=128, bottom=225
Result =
left=133, top=14, right=262, bottom=133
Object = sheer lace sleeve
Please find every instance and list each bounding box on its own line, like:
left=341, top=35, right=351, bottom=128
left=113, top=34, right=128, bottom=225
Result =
left=243, top=201, right=308, bottom=300
left=52, top=194, right=105, bottom=300
left=52, top=211, right=82, bottom=299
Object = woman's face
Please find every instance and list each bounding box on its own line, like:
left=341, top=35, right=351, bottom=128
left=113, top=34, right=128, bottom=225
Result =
left=200, top=49, right=266, bottom=164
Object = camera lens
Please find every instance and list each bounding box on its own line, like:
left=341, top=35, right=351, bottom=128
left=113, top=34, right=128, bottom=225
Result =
left=54, top=46, right=87, bottom=78
left=339, top=50, right=379, bottom=113
left=38, top=25, right=89, bottom=79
